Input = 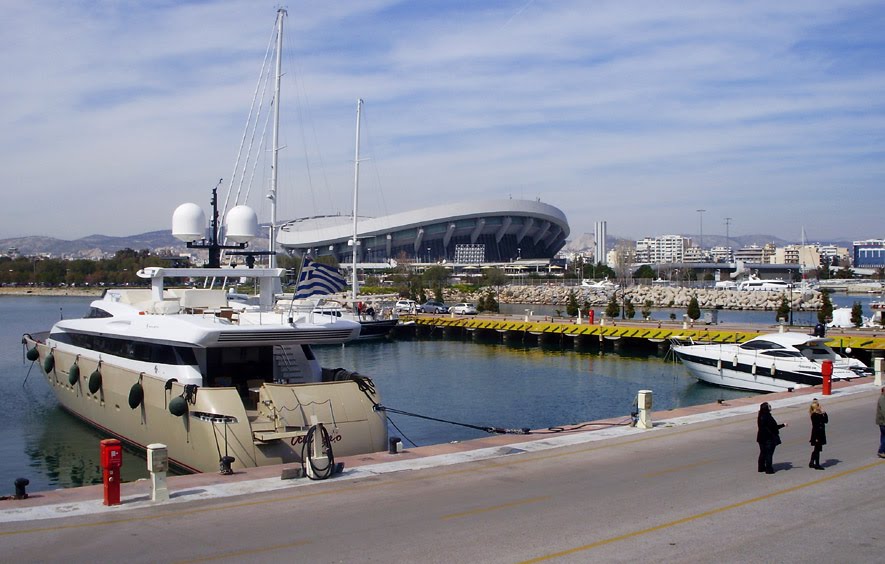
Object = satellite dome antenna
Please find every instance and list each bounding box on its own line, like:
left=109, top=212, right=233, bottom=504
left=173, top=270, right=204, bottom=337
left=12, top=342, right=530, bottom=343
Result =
left=173, top=180, right=249, bottom=268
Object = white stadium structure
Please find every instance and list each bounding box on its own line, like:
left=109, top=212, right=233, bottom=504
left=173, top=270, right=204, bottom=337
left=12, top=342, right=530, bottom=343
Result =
left=277, top=199, right=570, bottom=264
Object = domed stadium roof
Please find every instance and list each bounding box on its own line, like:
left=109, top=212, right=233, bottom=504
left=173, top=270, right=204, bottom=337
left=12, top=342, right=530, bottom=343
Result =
left=278, top=199, right=569, bottom=264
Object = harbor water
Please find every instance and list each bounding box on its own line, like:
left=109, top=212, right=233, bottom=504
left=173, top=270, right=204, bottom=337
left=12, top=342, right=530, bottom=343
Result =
left=1, top=293, right=877, bottom=492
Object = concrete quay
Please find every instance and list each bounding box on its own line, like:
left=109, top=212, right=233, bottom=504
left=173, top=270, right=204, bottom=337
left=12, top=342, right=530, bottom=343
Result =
left=1, top=378, right=883, bottom=562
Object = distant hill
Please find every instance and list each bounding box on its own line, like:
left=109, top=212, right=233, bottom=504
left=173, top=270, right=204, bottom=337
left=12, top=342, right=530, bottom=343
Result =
left=1, top=230, right=271, bottom=259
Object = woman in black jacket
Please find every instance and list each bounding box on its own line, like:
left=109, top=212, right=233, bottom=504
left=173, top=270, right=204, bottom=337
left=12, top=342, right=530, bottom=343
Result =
left=808, top=399, right=828, bottom=469
left=757, top=402, right=786, bottom=474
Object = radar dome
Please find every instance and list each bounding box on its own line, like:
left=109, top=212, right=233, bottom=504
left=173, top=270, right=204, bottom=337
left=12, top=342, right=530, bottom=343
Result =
left=225, top=205, right=258, bottom=243
left=172, top=203, right=206, bottom=242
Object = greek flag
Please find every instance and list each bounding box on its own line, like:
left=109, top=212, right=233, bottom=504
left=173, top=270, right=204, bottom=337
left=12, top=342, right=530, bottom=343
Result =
left=293, top=258, right=348, bottom=299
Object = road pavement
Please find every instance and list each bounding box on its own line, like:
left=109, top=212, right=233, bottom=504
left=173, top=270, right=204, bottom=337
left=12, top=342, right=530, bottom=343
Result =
left=1, top=382, right=883, bottom=563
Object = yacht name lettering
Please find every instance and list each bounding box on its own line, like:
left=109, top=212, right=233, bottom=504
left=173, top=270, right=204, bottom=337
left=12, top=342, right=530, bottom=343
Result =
left=291, top=434, right=343, bottom=446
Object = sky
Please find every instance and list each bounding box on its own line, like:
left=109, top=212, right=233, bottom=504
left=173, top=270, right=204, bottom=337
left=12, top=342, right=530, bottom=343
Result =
left=2, top=0, right=884, bottom=245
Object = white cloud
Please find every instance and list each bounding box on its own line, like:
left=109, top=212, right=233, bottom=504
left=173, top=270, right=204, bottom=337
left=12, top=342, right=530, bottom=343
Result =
left=1, top=0, right=883, bottom=244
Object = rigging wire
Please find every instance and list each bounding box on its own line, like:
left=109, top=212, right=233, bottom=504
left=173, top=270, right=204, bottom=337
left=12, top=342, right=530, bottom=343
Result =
left=222, top=18, right=277, bottom=219
left=359, top=106, right=391, bottom=221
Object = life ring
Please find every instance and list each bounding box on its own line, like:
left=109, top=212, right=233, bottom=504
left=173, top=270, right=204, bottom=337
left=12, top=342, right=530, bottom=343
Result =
left=88, top=369, right=102, bottom=394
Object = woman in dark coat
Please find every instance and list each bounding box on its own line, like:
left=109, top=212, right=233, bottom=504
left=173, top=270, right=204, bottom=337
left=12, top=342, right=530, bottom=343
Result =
left=809, top=399, right=828, bottom=469
left=757, top=402, right=786, bottom=474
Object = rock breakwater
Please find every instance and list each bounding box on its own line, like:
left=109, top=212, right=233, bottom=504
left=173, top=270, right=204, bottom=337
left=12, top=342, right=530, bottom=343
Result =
left=451, top=285, right=822, bottom=312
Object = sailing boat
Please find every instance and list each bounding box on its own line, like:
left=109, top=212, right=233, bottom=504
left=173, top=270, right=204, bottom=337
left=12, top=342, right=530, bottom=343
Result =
left=306, top=99, right=398, bottom=340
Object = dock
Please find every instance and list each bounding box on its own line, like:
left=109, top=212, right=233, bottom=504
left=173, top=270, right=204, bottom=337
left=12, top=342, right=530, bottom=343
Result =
left=397, top=314, right=885, bottom=357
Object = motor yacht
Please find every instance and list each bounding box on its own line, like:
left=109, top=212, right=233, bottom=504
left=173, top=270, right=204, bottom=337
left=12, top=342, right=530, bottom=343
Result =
left=670, top=331, right=868, bottom=392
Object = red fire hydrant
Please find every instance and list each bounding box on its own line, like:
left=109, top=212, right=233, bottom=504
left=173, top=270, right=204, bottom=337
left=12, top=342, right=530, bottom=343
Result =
left=821, top=360, right=833, bottom=396
left=100, top=438, right=123, bottom=506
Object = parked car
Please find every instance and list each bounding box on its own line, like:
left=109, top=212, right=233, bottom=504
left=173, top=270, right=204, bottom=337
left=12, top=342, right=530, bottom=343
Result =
left=449, top=303, right=478, bottom=315
left=420, top=300, right=448, bottom=313
left=394, top=299, right=417, bottom=313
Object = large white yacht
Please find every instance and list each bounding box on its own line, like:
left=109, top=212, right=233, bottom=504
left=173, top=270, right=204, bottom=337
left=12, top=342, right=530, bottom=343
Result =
left=670, top=331, right=868, bottom=392
left=23, top=266, right=388, bottom=474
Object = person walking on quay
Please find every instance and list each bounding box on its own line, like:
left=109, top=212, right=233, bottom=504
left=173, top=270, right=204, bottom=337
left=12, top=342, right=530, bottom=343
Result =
left=757, top=402, right=787, bottom=474
left=808, top=399, right=828, bottom=470
left=877, top=387, right=885, bottom=459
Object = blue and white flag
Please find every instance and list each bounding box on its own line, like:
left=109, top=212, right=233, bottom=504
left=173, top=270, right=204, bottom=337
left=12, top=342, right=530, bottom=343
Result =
left=293, top=258, right=348, bottom=299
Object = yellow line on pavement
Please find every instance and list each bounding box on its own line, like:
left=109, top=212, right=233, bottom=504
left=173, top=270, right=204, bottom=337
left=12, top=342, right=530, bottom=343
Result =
left=518, top=459, right=885, bottom=563
left=441, top=496, right=549, bottom=521
left=175, top=539, right=310, bottom=563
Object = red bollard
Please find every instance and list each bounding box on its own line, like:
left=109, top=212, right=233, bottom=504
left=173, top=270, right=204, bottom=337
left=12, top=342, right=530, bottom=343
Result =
left=587, top=310, right=595, bottom=325
left=100, top=438, right=123, bottom=506
left=821, top=360, right=833, bottom=396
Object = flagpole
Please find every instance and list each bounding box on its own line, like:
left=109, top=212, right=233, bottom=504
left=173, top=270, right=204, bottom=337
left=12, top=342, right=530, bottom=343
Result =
left=286, top=255, right=310, bottom=322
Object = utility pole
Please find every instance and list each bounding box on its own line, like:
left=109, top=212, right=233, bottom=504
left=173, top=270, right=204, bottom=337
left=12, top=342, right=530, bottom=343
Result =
left=724, top=217, right=732, bottom=261
left=696, top=209, right=706, bottom=251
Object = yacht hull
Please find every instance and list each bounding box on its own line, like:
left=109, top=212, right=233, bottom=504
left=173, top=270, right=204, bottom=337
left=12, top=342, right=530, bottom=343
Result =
left=25, top=337, right=388, bottom=474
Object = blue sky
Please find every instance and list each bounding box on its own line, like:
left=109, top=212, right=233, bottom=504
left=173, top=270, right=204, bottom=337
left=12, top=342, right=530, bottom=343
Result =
left=2, top=0, right=884, bottom=244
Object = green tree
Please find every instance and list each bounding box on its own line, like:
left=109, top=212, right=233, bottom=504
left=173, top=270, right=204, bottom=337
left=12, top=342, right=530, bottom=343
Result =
left=834, top=265, right=854, bottom=279
left=584, top=263, right=617, bottom=280
left=818, top=290, right=834, bottom=323
left=850, top=301, right=863, bottom=327
left=481, top=267, right=509, bottom=287
left=687, top=295, right=701, bottom=321
left=482, top=288, right=499, bottom=313
left=624, top=297, right=635, bottom=319
left=605, top=294, right=620, bottom=318
left=776, top=295, right=791, bottom=322
left=640, top=299, right=653, bottom=320
left=566, top=290, right=579, bottom=317
left=632, top=264, right=656, bottom=281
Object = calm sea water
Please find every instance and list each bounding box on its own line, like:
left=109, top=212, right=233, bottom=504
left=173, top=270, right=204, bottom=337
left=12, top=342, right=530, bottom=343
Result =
left=1, top=293, right=876, bottom=492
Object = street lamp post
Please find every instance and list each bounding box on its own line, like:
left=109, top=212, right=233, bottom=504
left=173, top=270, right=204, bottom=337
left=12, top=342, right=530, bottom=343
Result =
left=696, top=209, right=706, bottom=253
left=789, top=283, right=793, bottom=326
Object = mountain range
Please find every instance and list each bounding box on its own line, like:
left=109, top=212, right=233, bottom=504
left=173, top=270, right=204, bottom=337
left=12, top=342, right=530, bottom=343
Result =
left=1, top=231, right=854, bottom=259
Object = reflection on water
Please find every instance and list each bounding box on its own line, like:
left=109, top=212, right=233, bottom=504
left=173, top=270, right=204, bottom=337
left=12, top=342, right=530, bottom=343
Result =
left=314, top=338, right=753, bottom=448
left=28, top=406, right=154, bottom=488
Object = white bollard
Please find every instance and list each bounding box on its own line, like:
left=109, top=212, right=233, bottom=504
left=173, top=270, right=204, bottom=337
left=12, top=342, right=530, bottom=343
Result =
left=147, top=443, right=170, bottom=502
left=636, top=390, right=653, bottom=429
left=873, top=357, right=883, bottom=385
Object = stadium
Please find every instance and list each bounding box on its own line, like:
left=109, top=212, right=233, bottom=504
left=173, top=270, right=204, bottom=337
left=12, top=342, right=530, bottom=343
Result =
left=277, top=199, right=569, bottom=265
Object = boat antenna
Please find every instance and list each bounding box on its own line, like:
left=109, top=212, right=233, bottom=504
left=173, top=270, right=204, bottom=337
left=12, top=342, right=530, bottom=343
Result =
left=351, top=98, right=363, bottom=300
left=186, top=182, right=248, bottom=268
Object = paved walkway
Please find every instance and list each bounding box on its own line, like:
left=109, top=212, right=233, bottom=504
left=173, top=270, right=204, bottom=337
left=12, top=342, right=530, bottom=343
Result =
left=2, top=379, right=883, bottom=562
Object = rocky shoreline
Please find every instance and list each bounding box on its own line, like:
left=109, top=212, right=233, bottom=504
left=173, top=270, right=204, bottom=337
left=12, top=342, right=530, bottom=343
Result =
left=1, top=284, right=824, bottom=312
left=458, top=285, right=824, bottom=312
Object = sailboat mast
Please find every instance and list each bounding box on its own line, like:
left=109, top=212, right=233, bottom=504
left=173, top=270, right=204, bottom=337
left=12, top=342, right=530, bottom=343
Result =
left=269, top=8, right=285, bottom=269
left=351, top=98, right=363, bottom=300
